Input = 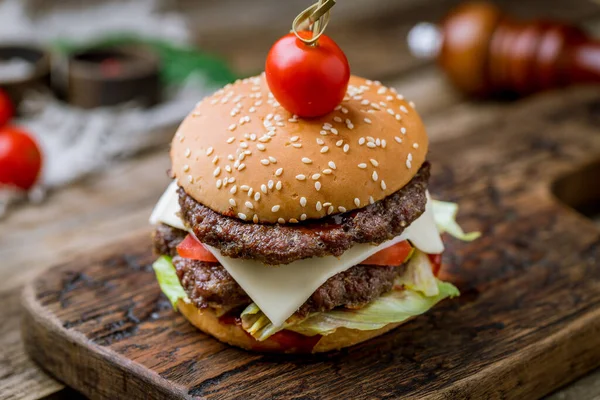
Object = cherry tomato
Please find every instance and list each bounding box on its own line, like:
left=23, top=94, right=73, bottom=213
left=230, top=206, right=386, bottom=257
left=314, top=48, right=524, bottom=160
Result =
left=176, top=234, right=219, bottom=263
left=265, top=32, right=350, bottom=118
left=0, top=126, right=42, bottom=190
left=362, top=240, right=413, bottom=266
left=0, top=88, right=14, bottom=127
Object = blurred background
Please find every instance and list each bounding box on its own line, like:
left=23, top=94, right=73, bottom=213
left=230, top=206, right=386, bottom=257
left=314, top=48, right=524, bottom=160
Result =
left=0, top=0, right=599, bottom=399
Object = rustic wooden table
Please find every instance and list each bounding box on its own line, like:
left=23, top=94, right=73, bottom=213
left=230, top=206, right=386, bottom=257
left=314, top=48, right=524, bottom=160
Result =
left=1, top=0, right=599, bottom=399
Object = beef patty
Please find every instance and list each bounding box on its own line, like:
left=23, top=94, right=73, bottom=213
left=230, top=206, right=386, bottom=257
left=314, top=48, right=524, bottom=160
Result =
left=178, top=162, right=430, bottom=265
left=153, top=224, right=405, bottom=317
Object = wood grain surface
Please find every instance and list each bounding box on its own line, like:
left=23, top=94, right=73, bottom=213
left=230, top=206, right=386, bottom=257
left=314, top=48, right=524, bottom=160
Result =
left=20, top=86, right=600, bottom=399
left=3, top=0, right=600, bottom=398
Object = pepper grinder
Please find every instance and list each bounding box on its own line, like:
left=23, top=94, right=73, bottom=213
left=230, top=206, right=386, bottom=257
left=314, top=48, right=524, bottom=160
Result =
left=407, top=1, right=600, bottom=96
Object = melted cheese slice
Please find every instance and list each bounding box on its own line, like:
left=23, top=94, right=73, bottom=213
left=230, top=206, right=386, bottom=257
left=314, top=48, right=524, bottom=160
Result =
left=150, top=182, right=444, bottom=327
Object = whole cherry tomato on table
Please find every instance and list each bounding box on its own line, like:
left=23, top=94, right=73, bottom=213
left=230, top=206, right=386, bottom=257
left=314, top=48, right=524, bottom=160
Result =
left=0, top=126, right=42, bottom=190
left=0, top=88, right=15, bottom=127
left=265, top=32, right=350, bottom=118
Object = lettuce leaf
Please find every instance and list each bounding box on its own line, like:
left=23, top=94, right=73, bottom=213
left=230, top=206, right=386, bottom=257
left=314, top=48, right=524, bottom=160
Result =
left=396, top=250, right=439, bottom=296
left=152, top=256, right=188, bottom=309
left=241, top=280, right=459, bottom=340
left=431, top=200, right=481, bottom=241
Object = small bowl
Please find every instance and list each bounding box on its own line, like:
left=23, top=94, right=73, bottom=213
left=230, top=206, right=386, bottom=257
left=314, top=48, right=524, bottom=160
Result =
left=63, top=45, right=161, bottom=109
left=0, top=44, right=50, bottom=111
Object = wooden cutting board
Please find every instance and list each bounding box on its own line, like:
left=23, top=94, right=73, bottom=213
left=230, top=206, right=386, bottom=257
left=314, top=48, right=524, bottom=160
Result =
left=21, top=89, right=600, bottom=400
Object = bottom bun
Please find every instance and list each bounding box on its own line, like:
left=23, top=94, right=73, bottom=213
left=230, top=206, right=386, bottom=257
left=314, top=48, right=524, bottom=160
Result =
left=177, top=299, right=409, bottom=354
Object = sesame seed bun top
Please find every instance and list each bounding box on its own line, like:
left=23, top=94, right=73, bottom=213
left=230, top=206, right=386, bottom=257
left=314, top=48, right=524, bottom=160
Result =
left=171, top=74, right=428, bottom=224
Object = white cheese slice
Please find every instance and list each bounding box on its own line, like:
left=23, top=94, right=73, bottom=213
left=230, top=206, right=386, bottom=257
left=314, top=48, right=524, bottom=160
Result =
left=149, top=181, right=187, bottom=231
left=150, top=183, right=444, bottom=327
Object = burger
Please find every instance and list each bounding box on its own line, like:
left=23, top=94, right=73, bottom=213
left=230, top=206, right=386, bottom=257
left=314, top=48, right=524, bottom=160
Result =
left=149, top=74, right=477, bottom=353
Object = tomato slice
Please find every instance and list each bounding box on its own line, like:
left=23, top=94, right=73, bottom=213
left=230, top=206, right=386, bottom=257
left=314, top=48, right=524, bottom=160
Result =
left=176, top=234, right=219, bottom=263
left=427, top=253, right=442, bottom=277
left=362, top=240, right=413, bottom=266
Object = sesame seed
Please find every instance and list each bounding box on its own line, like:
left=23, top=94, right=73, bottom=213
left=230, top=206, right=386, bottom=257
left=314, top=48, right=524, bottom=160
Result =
left=213, top=167, right=221, bottom=177
left=367, top=142, right=376, bottom=148
left=343, top=144, right=350, bottom=153
left=261, top=184, right=267, bottom=193
left=316, top=138, right=325, bottom=145
left=216, top=179, right=222, bottom=189
left=228, top=154, right=235, bottom=161
left=245, top=201, right=254, bottom=209
left=369, top=196, right=375, bottom=204
left=359, top=137, right=366, bottom=145
left=230, top=185, right=237, bottom=194
left=248, top=188, right=253, bottom=197
left=257, top=144, right=266, bottom=151
left=361, top=99, right=370, bottom=105
left=367, top=136, right=375, bottom=142
left=268, top=180, right=274, bottom=189
left=380, top=101, right=387, bottom=107
left=227, top=137, right=235, bottom=144
left=341, top=107, right=349, bottom=114
left=381, top=180, right=387, bottom=190
left=409, top=101, right=415, bottom=108
left=382, top=139, right=387, bottom=148
left=323, top=169, right=333, bottom=175
left=240, top=143, right=249, bottom=149
left=320, top=146, right=329, bottom=153
left=371, top=102, right=381, bottom=110
left=185, top=148, right=191, bottom=157
left=354, top=198, right=360, bottom=207
left=290, top=136, right=299, bottom=142
left=178, top=134, right=185, bottom=142
left=320, top=130, right=328, bottom=136
left=183, top=164, right=190, bottom=172
left=278, top=218, right=285, bottom=224
left=338, top=206, right=347, bottom=213
left=275, top=168, right=283, bottom=176
left=302, top=157, right=312, bottom=164
left=276, top=181, right=282, bottom=190
left=206, top=147, right=214, bottom=156
left=187, top=175, right=194, bottom=183
left=372, top=171, right=379, bottom=181
left=238, top=153, right=246, bottom=161
left=331, top=128, right=339, bottom=135
left=300, top=197, right=307, bottom=207
left=249, top=107, right=256, bottom=113
left=260, top=159, right=270, bottom=165
left=259, top=136, right=270, bottom=143
left=413, top=143, right=419, bottom=149
left=364, top=118, right=372, bottom=124
left=229, top=198, right=237, bottom=206
left=376, top=138, right=381, bottom=146
left=253, top=214, right=259, bottom=223
left=225, top=165, right=232, bottom=173
left=241, top=185, right=250, bottom=191
left=289, top=218, right=298, bottom=223
left=334, top=105, right=342, bottom=111
left=269, top=156, right=277, bottom=163
left=368, top=109, right=376, bottom=114
left=292, top=143, right=303, bottom=148
left=238, top=213, right=247, bottom=220
left=254, top=192, right=261, bottom=201
left=395, top=136, right=402, bottom=143
left=212, top=155, right=219, bottom=164
left=387, top=108, right=395, bottom=115
left=316, top=201, right=323, bottom=211
left=358, top=163, right=367, bottom=169
left=395, top=114, right=402, bottom=121
left=327, top=206, right=334, bottom=215
left=377, top=87, right=386, bottom=94
left=333, top=116, right=342, bottom=123
left=312, top=173, right=321, bottom=180
left=370, top=159, right=379, bottom=167
left=228, top=124, right=237, bottom=131
left=400, top=105, right=409, bottom=114
left=329, top=161, right=337, bottom=169
left=315, top=182, right=322, bottom=191
left=272, top=205, right=281, bottom=212
left=238, top=163, right=246, bottom=171
left=229, top=177, right=236, bottom=183
left=300, top=213, right=307, bottom=221
left=288, top=118, right=298, bottom=123
left=408, top=153, right=413, bottom=161
left=336, top=140, right=343, bottom=147
left=244, top=150, right=252, bottom=156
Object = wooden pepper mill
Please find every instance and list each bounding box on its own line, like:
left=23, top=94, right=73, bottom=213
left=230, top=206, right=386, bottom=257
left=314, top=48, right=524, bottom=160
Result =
left=407, top=1, right=600, bottom=96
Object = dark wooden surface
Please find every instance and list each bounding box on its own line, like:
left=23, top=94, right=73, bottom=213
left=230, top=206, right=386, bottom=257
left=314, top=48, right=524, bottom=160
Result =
left=20, top=87, right=600, bottom=399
